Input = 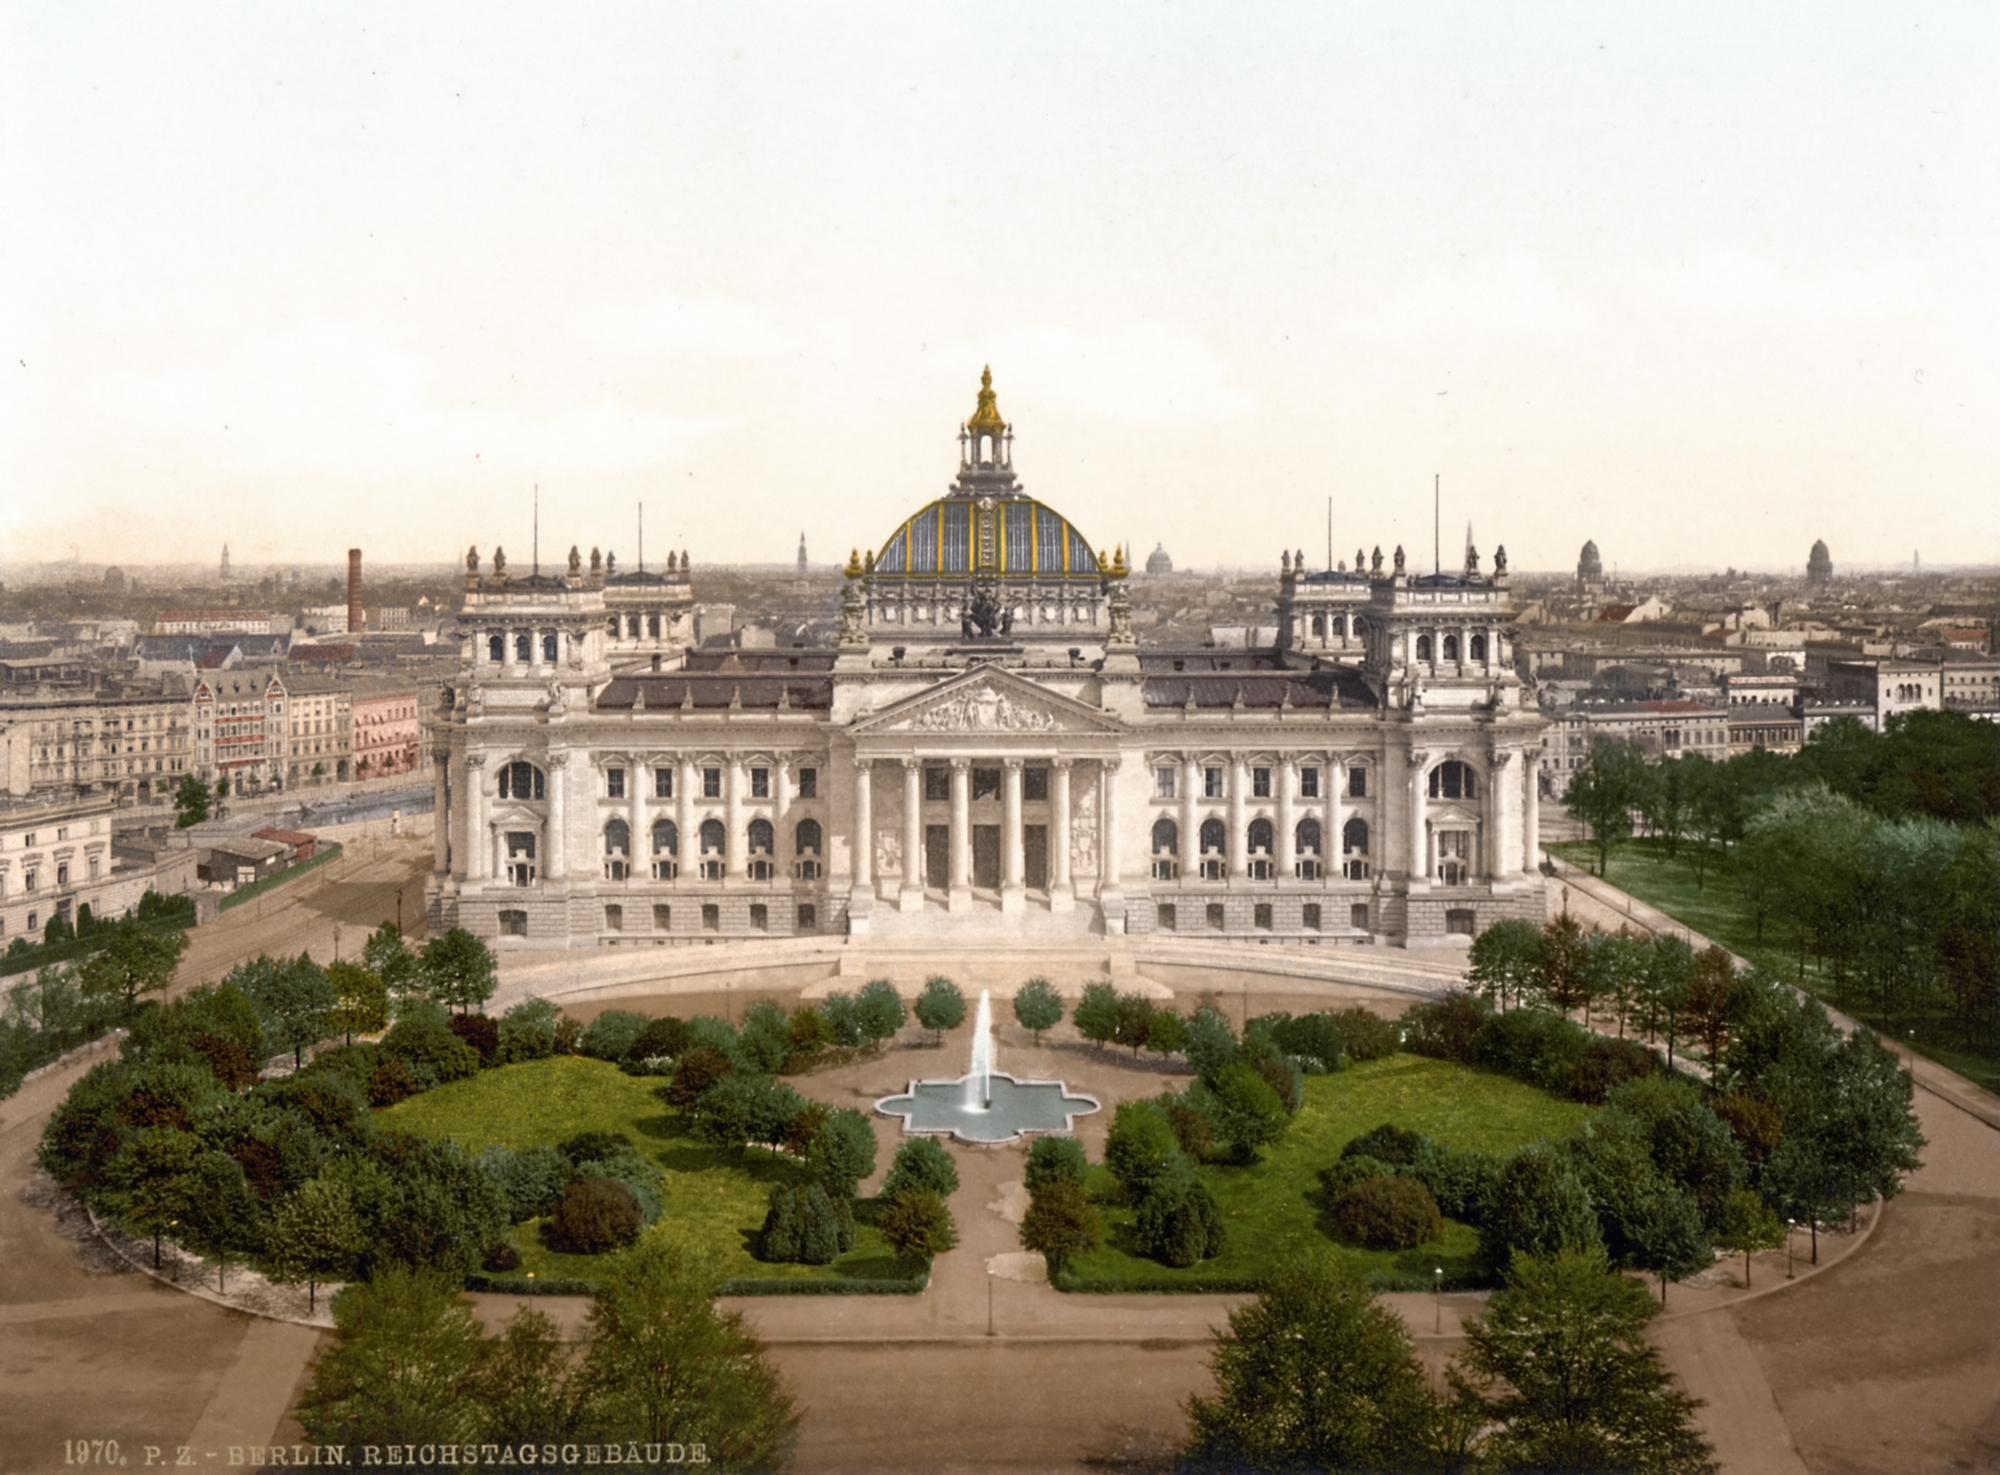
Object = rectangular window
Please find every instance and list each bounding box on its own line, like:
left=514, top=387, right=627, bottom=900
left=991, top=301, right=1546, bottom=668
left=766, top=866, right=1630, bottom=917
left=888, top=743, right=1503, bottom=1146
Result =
left=1204, top=767, right=1224, bottom=798
left=797, top=767, right=817, bottom=799
left=1152, top=857, right=1179, bottom=880
left=1155, top=766, right=1176, bottom=799
left=1351, top=902, right=1370, bottom=930
left=654, top=767, right=674, bottom=799
left=1253, top=903, right=1273, bottom=930
left=750, top=767, right=770, bottom=799
left=653, top=904, right=672, bottom=930
left=56, top=863, right=69, bottom=887
left=604, top=904, right=623, bottom=932
left=1157, top=902, right=1177, bottom=932
left=972, top=767, right=1001, bottom=801
left=1206, top=902, right=1226, bottom=931
left=702, top=767, right=721, bottom=798
left=749, top=903, right=768, bottom=932
left=1023, top=766, right=1049, bottom=802
left=606, top=767, right=626, bottom=799
left=499, top=909, right=528, bottom=937
left=1348, top=767, right=1368, bottom=798
left=924, top=766, right=949, bottom=802
left=701, top=903, right=720, bottom=931
left=1302, top=903, right=1322, bottom=931
left=1252, top=766, right=1271, bottom=798
left=1300, top=766, right=1320, bottom=798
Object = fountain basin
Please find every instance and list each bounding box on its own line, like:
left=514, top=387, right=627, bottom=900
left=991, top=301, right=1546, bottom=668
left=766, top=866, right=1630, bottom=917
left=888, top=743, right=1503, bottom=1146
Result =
left=876, top=1073, right=1099, bottom=1144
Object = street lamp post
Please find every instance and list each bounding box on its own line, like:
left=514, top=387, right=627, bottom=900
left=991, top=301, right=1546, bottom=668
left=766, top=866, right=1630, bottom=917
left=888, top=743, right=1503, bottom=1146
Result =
left=1434, top=1266, right=1443, bottom=1334
left=1786, top=1219, right=1796, bottom=1279
left=397, top=886, right=404, bottom=935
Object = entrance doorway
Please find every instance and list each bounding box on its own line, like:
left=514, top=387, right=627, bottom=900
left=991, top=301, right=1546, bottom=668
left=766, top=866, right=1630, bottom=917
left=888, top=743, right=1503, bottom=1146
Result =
left=1024, top=824, right=1048, bottom=890
left=972, top=825, right=1001, bottom=889
left=924, top=825, right=948, bottom=890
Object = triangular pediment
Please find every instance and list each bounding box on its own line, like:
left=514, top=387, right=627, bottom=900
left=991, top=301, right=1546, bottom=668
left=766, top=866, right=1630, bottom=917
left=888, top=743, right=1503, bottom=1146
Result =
left=853, top=664, right=1124, bottom=736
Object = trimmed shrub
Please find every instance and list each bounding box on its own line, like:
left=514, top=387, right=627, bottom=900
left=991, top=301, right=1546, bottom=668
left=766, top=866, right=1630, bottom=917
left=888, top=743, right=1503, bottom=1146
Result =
left=482, top=1239, right=522, bottom=1272
left=481, top=1143, right=574, bottom=1222
left=878, top=1187, right=956, bottom=1261
left=1478, top=1143, right=1603, bottom=1274
left=381, top=1002, right=479, bottom=1084
left=1024, top=1135, right=1087, bottom=1194
left=366, top=1059, right=420, bottom=1106
left=497, top=998, right=562, bottom=1063
left=1342, top=1123, right=1427, bottom=1167
left=1572, top=1036, right=1662, bottom=1104
left=548, top=1174, right=642, bottom=1255
left=1402, top=990, right=1491, bottom=1063
left=881, top=1136, right=959, bottom=1202
left=806, top=1107, right=877, bottom=1196
left=758, top=1182, right=854, bottom=1265
left=1161, top=1093, right=1216, bottom=1159
left=1333, top=1174, right=1444, bottom=1249
left=664, top=1045, right=735, bottom=1108
left=625, top=1014, right=694, bottom=1065
left=1020, top=1177, right=1102, bottom=1269
left=1472, top=1007, right=1591, bottom=1096
left=785, top=1007, right=835, bottom=1063
left=1408, top=1139, right=1501, bottom=1225
left=1134, top=1162, right=1226, bottom=1267
left=1329, top=1006, right=1401, bottom=1062
left=1197, top=1062, right=1291, bottom=1161
left=1272, top=1011, right=1346, bottom=1073
left=737, top=1001, right=794, bottom=1074
left=1317, top=1154, right=1397, bottom=1203
left=579, top=1009, right=649, bottom=1062
left=1106, top=1100, right=1182, bottom=1197
left=447, top=1012, right=500, bottom=1065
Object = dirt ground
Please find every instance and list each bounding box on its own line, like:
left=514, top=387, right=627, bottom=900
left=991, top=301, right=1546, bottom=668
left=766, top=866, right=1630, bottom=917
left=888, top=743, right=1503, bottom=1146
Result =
left=4, top=848, right=1998, bottom=1474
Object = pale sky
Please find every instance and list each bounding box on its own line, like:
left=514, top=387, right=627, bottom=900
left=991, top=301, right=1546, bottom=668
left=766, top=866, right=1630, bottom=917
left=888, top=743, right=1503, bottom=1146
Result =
left=4, top=4, right=1996, bottom=574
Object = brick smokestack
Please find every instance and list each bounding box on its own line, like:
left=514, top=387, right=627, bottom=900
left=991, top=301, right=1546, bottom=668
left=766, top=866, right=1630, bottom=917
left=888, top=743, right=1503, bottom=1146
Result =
left=347, top=549, right=362, bottom=635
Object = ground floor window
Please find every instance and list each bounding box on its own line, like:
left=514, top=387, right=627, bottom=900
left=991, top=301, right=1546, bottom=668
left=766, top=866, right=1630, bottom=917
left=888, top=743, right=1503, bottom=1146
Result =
left=1351, top=902, right=1370, bottom=930
left=1302, top=902, right=1321, bottom=931
left=1206, top=902, right=1226, bottom=931
left=1253, top=903, right=1272, bottom=930
left=798, top=903, right=817, bottom=932
left=1446, top=907, right=1476, bottom=936
left=653, top=904, right=671, bottom=930
left=749, top=903, right=769, bottom=931
left=499, top=909, right=528, bottom=937
left=1158, top=902, right=1177, bottom=932
left=604, top=904, right=623, bottom=931
left=701, top=903, right=720, bottom=931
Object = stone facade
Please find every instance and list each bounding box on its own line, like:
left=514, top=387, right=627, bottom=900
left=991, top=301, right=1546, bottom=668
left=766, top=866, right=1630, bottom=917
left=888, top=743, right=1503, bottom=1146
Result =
left=428, top=374, right=1547, bottom=950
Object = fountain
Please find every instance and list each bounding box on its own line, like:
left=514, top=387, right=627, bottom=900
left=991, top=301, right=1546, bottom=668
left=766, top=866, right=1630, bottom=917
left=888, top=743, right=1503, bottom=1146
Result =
left=878, top=988, right=1098, bottom=1144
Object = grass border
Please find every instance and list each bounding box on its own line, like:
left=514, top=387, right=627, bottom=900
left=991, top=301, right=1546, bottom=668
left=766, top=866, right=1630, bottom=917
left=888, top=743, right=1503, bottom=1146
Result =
left=218, top=841, right=344, bottom=912
left=465, top=1266, right=932, bottom=1297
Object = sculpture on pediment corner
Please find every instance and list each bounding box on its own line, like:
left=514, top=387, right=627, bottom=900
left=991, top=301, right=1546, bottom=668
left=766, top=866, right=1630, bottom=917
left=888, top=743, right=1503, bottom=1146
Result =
left=1108, top=582, right=1135, bottom=645
left=466, top=545, right=480, bottom=574
left=567, top=545, right=583, bottom=578
left=492, top=546, right=507, bottom=576
left=839, top=579, right=866, bottom=645
left=1392, top=545, right=1406, bottom=576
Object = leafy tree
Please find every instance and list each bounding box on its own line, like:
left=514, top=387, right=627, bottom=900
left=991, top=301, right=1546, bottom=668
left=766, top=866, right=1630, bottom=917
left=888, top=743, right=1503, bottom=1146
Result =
left=1105, top=1099, right=1181, bottom=1198
left=1585, top=931, right=1651, bottom=1038
left=381, top=998, right=481, bottom=1084
left=1402, top=989, right=1491, bottom=1062
left=266, top=1174, right=367, bottom=1312
left=1569, top=737, right=1650, bottom=875
left=100, top=1126, right=203, bottom=1268
left=1012, top=977, right=1065, bottom=1041
left=853, top=978, right=906, bottom=1049
left=579, top=1009, right=650, bottom=1063
left=1025, top=1134, right=1086, bottom=1193
left=1683, top=946, right=1742, bottom=1066
left=470, top=1305, right=582, bottom=1447
left=77, top=918, right=188, bottom=1011
left=362, top=923, right=425, bottom=1004
left=878, top=1187, right=956, bottom=1261
left=1196, top=1061, right=1291, bottom=1162
left=804, top=1107, right=876, bottom=1198
left=550, top=1175, right=643, bottom=1254
left=1624, top=1184, right=1711, bottom=1303
left=497, top=996, right=564, bottom=1062
left=573, top=1237, right=799, bottom=1465
left=1468, top=917, right=1546, bottom=1011
left=172, top=775, right=212, bottom=829
left=1479, top=1142, right=1602, bottom=1274
left=420, top=928, right=498, bottom=1016
left=1332, top=1174, right=1443, bottom=1250
left=689, top=1074, right=806, bottom=1154
left=880, top=1136, right=959, bottom=1202
left=1714, top=1187, right=1786, bottom=1288
left=1329, top=1006, right=1400, bottom=1062
left=735, top=1000, right=793, bottom=1073
left=238, top=952, right=338, bottom=1069
left=1186, top=1253, right=1444, bottom=1474
left=1145, top=1008, right=1190, bottom=1060
left=757, top=1182, right=853, bottom=1265
left=1640, top=751, right=1704, bottom=860
left=912, top=975, right=965, bottom=1045
left=1637, top=935, right=1697, bottom=1065
left=296, top=1269, right=488, bottom=1446
left=1019, top=1177, right=1102, bottom=1270
left=180, top=1148, right=263, bottom=1291
left=326, top=962, right=387, bottom=1043
left=1113, top=992, right=1157, bottom=1055
left=1452, top=1247, right=1717, bottom=1475
left=480, top=1142, right=574, bottom=1223
left=1183, top=1001, right=1238, bottom=1077
left=664, top=1044, right=735, bottom=1108
left=1133, top=1159, right=1226, bottom=1267
left=627, top=1013, right=695, bottom=1064
left=1540, top=913, right=1594, bottom=1020
left=1072, top=981, right=1122, bottom=1050
left=368, top=1132, right=510, bottom=1280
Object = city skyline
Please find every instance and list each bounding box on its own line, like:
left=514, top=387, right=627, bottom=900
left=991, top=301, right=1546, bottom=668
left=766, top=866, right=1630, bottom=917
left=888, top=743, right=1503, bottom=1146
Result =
left=5, top=7, right=1997, bottom=572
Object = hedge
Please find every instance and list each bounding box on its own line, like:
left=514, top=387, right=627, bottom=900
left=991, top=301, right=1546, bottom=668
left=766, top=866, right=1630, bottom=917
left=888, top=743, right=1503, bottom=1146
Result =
left=463, top=1265, right=930, bottom=1297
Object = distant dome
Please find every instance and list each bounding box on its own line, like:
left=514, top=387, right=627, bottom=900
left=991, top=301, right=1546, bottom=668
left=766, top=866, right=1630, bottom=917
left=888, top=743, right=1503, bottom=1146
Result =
left=1807, top=539, right=1833, bottom=585
left=1577, top=540, right=1605, bottom=585
left=102, top=566, right=126, bottom=591
left=1145, top=543, right=1174, bottom=576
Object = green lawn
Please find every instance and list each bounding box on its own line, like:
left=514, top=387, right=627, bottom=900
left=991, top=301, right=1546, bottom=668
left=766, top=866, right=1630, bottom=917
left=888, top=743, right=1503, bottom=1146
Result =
left=1062, top=1054, right=1594, bottom=1291
left=378, top=1055, right=904, bottom=1285
left=1550, top=837, right=2000, bottom=1092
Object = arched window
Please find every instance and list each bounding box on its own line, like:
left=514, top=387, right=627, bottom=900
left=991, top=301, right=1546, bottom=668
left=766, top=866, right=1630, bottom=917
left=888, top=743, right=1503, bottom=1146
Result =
left=604, top=818, right=630, bottom=855
left=647, top=613, right=661, bottom=638
left=1199, top=817, right=1226, bottom=853
left=1247, top=817, right=1274, bottom=854
left=607, top=616, right=621, bottom=637
left=699, top=818, right=725, bottom=853
left=498, top=760, right=545, bottom=800
left=1443, top=634, right=1460, bottom=661
left=1470, top=633, right=1488, bottom=662
left=1152, top=816, right=1179, bottom=854
left=748, top=817, right=774, bottom=854
left=542, top=633, right=558, bottom=663
left=653, top=818, right=678, bottom=854
left=1311, top=614, right=1325, bottom=637
left=1416, top=634, right=1433, bottom=661
left=488, top=634, right=504, bottom=662
left=796, top=818, right=823, bottom=855
left=1296, top=817, right=1322, bottom=856
left=1428, top=761, right=1477, bottom=800
left=1343, top=817, right=1370, bottom=855
left=515, top=633, right=531, bottom=663
left=628, top=615, right=642, bottom=639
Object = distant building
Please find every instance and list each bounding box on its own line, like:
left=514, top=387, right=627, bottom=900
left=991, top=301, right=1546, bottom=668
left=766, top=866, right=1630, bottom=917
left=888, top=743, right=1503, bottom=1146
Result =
left=797, top=533, right=809, bottom=576
left=284, top=671, right=353, bottom=786
left=1825, top=657, right=1940, bottom=725
left=352, top=689, right=421, bottom=780
left=192, top=669, right=289, bottom=789
left=1807, top=539, right=1833, bottom=589
left=1577, top=540, right=1605, bottom=592
left=103, top=567, right=125, bottom=592
left=219, top=544, right=232, bottom=582
left=0, top=690, right=195, bottom=802
left=153, top=610, right=276, bottom=637
left=1728, top=701, right=1804, bottom=756
left=1145, top=543, right=1174, bottom=576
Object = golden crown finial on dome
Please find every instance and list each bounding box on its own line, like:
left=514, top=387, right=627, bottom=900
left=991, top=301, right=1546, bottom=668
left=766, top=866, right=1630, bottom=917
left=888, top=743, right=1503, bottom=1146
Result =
left=965, top=364, right=1008, bottom=436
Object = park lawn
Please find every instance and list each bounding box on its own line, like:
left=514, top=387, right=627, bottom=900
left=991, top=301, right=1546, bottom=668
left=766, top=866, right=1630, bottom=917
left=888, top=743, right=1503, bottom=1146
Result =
left=1063, top=1054, right=1593, bottom=1291
left=378, top=1054, right=903, bottom=1284
left=1550, top=837, right=2000, bottom=1092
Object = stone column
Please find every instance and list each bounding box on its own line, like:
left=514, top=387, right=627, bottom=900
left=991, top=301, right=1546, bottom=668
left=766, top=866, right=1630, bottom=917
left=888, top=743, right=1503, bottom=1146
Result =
left=851, top=758, right=873, bottom=891
left=1228, top=756, right=1248, bottom=879
left=725, top=756, right=745, bottom=880
left=464, top=753, right=487, bottom=879
left=545, top=753, right=566, bottom=882
left=1523, top=748, right=1541, bottom=874
left=775, top=757, right=792, bottom=878
left=1180, top=755, right=1199, bottom=878
left=1407, top=748, right=1427, bottom=883
left=1488, top=751, right=1513, bottom=881
left=1098, top=757, right=1121, bottom=895
left=948, top=757, right=971, bottom=910
left=1050, top=758, right=1074, bottom=911
left=1001, top=758, right=1025, bottom=912
left=1328, top=757, right=1345, bottom=881
left=629, top=755, right=646, bottom=881
left=677, top=758, right=696, bottom=878
left=1276, top=757, right=1296, bottom=878
left=900, top=758, right=924, bottom=911
left=432, top=743, right=451, bottom=875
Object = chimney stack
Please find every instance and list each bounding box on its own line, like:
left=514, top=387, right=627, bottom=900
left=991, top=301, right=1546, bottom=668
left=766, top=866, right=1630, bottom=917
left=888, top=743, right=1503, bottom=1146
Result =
left=347, top=549, right=362, bottom=636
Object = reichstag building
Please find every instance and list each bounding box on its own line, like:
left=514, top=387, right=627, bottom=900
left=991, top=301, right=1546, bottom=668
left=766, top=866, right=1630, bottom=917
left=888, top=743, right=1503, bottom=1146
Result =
left=426, top=371, right=1546, bottom=948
